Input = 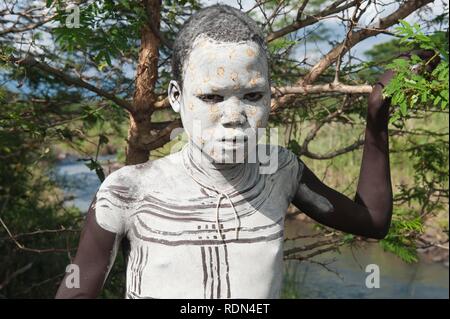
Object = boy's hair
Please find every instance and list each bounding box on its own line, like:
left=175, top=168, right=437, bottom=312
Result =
left=172, top=4, right=268, bottom=85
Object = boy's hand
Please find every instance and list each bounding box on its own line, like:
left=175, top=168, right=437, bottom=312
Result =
left=403, top=49, right=441, bottom=74
left=368, top=49, right=441, bottom=127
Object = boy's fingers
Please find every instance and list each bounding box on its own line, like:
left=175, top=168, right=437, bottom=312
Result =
left=411, top=49, right=441, bottom=71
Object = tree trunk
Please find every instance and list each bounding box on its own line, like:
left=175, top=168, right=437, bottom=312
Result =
left=125, top=0, right=161, bottom=165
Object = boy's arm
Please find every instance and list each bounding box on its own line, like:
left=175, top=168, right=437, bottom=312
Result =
left=55, top=197, right=117, bottom=298
left=292, top=51, right=440, bottom=239
left=292, top=70, right=394, bottom=239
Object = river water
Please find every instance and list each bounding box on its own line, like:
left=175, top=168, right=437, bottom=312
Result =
left=52, top=155, right=449, bottom=299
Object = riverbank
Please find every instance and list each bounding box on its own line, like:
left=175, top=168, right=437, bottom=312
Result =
left=287, top=209, right=449, bottom=268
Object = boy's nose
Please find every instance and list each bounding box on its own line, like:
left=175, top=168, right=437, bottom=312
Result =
left=220, top=99, right=247, bottom=128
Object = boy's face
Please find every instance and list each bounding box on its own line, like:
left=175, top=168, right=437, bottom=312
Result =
left=176, top=37, right=271, bottom=163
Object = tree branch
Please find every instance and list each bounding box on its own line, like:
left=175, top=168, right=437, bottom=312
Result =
left=140, top=119, right=182, bottom=151
left=301, top=95, right=351, bottom=151
left=301, top=0, right=434, bottom=85
left=266, top=0, right=359, bottom=42
left=0, top=14, right=56, bottom=36
left=0, top=215, right=75, bottom=254
left=302, top=138, right=365, bottom=160
left=11, top=55, right=134, bottom=113
left=272, top=83, right=372, bottom=97
left=0, top=263, right=33, bottom=290
left=284, top=238, right=342, bottom=257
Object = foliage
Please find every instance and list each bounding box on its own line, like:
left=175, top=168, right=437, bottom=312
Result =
left=0, top=87, right=129, bottom=297
left=380, top=211, right=424, bottom=263
left=52, top=0, right=145, bottom=67
left=374, top=20, right=449, bottom=262
left=383, top=20, right=449, bottom=126
left=0, top=88, right=80, bottom=298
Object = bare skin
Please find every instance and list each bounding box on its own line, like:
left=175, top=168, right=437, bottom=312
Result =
left=293, top=50, right=440, bottom=239
left=56, top=197, right=116, bottom=298
left=55, top=48, right=438, bottom=298
left=293, top=76, right=393, bottom=239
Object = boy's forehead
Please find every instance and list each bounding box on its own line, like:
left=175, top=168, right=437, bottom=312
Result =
left=183, top=37, right=268, bottom=82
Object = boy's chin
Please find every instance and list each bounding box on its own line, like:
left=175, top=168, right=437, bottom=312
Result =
left=203, top=145, right=249, bottom=164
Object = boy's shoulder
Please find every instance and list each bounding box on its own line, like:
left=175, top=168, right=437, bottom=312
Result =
left=99, top=151, right=182, bottom=191
left=99, top=145, right=300, bottom=190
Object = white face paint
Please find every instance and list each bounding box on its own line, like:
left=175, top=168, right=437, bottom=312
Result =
left=170, top=36, right=271, bottom=164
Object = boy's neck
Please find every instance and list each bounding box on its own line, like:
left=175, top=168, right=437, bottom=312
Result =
left=183, top=141, right=256, bottom=193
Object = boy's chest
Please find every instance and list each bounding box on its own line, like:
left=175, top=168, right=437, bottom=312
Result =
left=121, top=156, right=298, bottom=298
left=125, top=172, right=291, bottom=243
left=124, top=182, right=288, bottom=298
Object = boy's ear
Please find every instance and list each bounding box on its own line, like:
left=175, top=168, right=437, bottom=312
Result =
left=168, top=80, right=182, bottom=113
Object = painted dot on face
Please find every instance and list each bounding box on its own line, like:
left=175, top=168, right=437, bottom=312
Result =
left=250, top=77, right=258, bottom=87
left=217, top=67, right=225, bottom=77
left=246, top=48, right=256, bottom=57
left=230, top=71, right=238, bottom=82
left=203, top=76, right=210, bottom=83
left=198, top=39, right=208, bottom=48
left=209, top=104, right=219, bottom=114
left=195, top=88, right=202, bottom=95
left=208, top=104, right=220, bottom=121
left=188, top=102, right=194, bottom=110
left=247, top=105, right=257, bottom=116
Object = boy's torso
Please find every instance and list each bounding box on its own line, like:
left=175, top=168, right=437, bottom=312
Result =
left=95, top=145, right=302, bottom=298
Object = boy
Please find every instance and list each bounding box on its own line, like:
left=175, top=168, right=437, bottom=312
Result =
left=56, top=5, right=395, bottom=299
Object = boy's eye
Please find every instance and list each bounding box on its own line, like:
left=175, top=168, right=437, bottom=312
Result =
left=198, top=94, right=224, bottom=103
left=244, top=92, right=263, bottom=102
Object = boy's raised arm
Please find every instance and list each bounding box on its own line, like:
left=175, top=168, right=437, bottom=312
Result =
left=292, top=70, right=393, bottom=239
left=292, top=50, right=440, bottom=239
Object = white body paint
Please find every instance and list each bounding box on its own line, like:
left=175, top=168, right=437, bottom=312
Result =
left=94, top=38, right=305, bottom=298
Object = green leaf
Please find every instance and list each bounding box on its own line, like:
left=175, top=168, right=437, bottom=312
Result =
left=399, top=101, right=408, bottom=116
left=434, top=96, right=442, bottom=106
left=343, top=234, right=355, bottom=243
